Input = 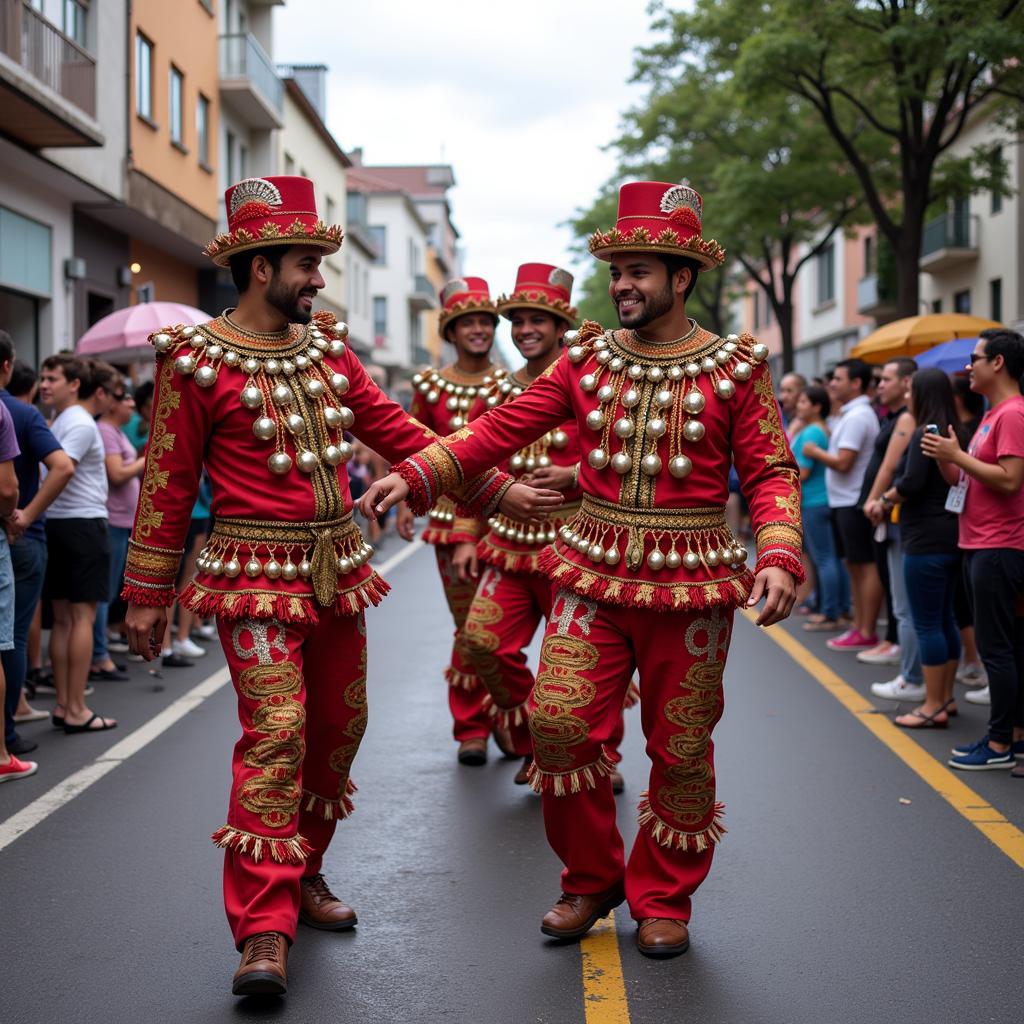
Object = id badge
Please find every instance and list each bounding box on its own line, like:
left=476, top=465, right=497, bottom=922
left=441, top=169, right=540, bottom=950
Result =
left=945, top=474, right=968, bottom=515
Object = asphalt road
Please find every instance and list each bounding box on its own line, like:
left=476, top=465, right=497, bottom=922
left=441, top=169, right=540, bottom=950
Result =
left=2, top=533, right=1022, bottom=1024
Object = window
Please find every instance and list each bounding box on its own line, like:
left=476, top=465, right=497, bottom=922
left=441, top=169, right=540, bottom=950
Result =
left=373, top=296, right=387, bottom=341
left=63, top=0, right=87, bottom=47
left=369, top=225, right=387, bottom=264
left=225, top=130, right=236, bottom=184
left=752, top=291, right=760, bottom=330
left=990, top=278, right=1003, bottom=322
left=169, top=67, right=184, bottom=147
left=136, top=282, right=155, bottom=303
left=991, top=147, right=1005, bottom=215
left=239, top=144, right=248, bottom=179
left=196, top=94, right=210, bottom=166
left=815, top=241, right=835, bottom=307
left=765, top=298, right=773, bottom=327
left=863, top=235, right=875, bottom=276
left=954, top=288, right=971, bottom=314
left=284, top=152, right=295, bottom=176
left=135, top=33, right=153, bottom=120
left=931, top=298, right=942, bottom=313
left=326, top=196, right=336, bottom=228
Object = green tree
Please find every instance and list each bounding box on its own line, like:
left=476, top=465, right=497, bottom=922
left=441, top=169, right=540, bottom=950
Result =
left=688, top=0, right=1024, bottom=317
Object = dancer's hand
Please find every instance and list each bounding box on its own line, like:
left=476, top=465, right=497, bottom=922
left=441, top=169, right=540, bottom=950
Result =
left=747, top=566, right=797, bottom=627
left=527, top=464, right=576, bottom=492
left=395, top=502, right=416, bottom=542
left=452, top=541, right=479, bottom=582
left=360, top=473, right=409, bottom=518
left=126, top=604, right=168, bottom=661
left=498, top=483, right=564, bottom=524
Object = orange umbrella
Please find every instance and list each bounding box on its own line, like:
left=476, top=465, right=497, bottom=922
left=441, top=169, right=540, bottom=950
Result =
left=849, top=313, right=1001, bottom=363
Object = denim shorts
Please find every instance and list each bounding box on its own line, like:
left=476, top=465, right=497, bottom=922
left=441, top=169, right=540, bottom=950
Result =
left=0, top=535, right=14, bottom=652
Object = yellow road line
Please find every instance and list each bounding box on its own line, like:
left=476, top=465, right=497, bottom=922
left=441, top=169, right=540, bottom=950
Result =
left=580, top=911, right=630, bottom=1023
left=744, top=610, right=1024, bottom=870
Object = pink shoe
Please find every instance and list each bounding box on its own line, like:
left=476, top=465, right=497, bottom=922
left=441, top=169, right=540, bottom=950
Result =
left=0, top=755, right=38, bottom=783
left=826, top=630, right=879, bottom=651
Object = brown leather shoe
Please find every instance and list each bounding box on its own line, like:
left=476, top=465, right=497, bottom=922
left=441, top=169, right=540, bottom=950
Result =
left=299, top=873, right=358, bottom=931
left=457, top=737, right=488, bottom=765
left=513, top=755, right=533, bottom=785
left=540, top=883, right=625, bottom=940
left=610, top=769, right=624, bottom=794
left=493, top=725, right=518, bottom=759
left=232, top=931, right=288, bottom=996
left=637, top=917, right=690, bottom=959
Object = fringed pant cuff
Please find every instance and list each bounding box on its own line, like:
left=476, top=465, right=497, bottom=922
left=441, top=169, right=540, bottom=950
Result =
left=302, top=779, right=357, bottom=821
left=528, top=748, right=617, bottom=796
left=483, top=694, right=530, bottom=729
left=636, top=794, right=727, bottom=853
left=445, top=665, right=479, bottom=690
left=211, top=824, right=312, bottom=864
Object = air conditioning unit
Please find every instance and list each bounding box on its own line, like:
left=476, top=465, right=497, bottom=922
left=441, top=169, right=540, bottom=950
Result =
left=64, top=257, right=87, bottom=280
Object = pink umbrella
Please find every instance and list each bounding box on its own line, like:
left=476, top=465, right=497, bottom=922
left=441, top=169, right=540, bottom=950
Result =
left=76, top=302, right=214, bottom=362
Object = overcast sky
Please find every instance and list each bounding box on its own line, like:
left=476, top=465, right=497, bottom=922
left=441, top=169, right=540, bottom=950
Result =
left=274, top=0, right=657, bottom=357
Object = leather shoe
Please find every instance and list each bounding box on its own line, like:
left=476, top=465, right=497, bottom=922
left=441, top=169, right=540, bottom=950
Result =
left=232, top=931, right=288, bottom=996
left=540, top=883, right=625, bottom=940
left=610, top=769, right=624, bottom=794
left=457, top=737, right=488, bottom=766
left=7, top=735, right=38, bottom=755
left=513, top=755, right=532, bottom=785
left=636, top=917, right=690, bottom=959
left=493, top=725, right=518, bottom=759
left=299, top=873, right=357, bottom=931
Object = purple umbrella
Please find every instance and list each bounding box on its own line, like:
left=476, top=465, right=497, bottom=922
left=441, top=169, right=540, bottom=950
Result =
left=914, top=337, right=978, bottom=375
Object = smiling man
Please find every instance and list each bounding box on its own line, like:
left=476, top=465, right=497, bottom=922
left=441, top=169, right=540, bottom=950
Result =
left=360, top=181, right=804, bottom=959
left=121, top=176, right=551, bottom=997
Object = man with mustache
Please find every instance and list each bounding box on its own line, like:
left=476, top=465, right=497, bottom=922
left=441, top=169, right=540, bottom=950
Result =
left=121, top=176, right=558, bottom=996
left=401, top=278, right=512, bottom=766
left=361, top=181, right=804, bottom=959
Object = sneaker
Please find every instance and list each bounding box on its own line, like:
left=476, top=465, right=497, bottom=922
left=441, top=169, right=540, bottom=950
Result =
left=106, top=637, right=131, bottom=653
left=0, top=755, right=38, bottom=783
left=172, top=638, right=207, bottom=659
left=870, top=676, right=926, bottom=702
left=826, top=631, right=878, bottom=652
left=191, top=623, right=217, bottom=640
left=857, top=643, right=901, bottom=666
left=948, top=742, right=1013, bottom=771
left=32, top=680, right=58, bottom=695
left=956, top=661, right=987, bottom=686
left=952, top=734, right=990, bottom=757
left=161, top=652, right=194, bottom=668
left=965, top=686, right=991, bottom=706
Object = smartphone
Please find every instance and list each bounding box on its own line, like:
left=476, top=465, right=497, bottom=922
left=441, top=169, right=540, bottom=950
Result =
left=924, top=424, right=940, bottom=435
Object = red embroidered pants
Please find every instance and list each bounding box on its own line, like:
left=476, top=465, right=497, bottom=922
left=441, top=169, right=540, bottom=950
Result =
left=213, top=612, right=367, bottom=948
left=465, top=566, right=627, bottom=758
left=529, top=589, right=733, bottom=922
left=434, top=546, right=491, bottom=742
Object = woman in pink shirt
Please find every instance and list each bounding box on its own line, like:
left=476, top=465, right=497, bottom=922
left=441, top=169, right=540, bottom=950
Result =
left=91, top=382, right=145, bottom=679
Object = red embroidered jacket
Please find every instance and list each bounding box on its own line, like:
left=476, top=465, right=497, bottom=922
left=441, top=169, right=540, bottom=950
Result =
left=475, top=367, right=581, bottom=576
left=121, top=312, right=509, bottom=622
left=408, top=363, right=507, bottom=546
left=397, top=320, right=804, bottom=613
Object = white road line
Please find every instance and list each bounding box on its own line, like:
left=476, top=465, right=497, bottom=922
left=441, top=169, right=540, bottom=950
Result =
left=0, top=540, right=426, bottom=854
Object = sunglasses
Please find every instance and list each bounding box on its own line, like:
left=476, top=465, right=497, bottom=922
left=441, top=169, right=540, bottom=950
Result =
left=968, top=353, right=992, bottom=365
left=111, top=392, right=130, bottom=401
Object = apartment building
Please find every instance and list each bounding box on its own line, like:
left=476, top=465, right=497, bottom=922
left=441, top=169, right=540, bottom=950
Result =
left=278, top=65, right=350, bottom=326
left=346, top=165, right=435, bottom=376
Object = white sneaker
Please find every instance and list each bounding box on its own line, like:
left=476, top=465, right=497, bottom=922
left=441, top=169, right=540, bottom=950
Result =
left=965, top=686, right=991, bottom=706
left=857, top=643, right=901, bottom=666
left=172, top=638, right=207, bottom=659
left=956, top=661, right=987, bottom=686
left=192, top=622, right=217, bottom=640
left=870, top=675, right=926, bottom=702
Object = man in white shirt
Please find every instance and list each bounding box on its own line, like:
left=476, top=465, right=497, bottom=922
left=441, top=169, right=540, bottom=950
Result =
left=802, top=358, right=883, bottom=651
left=38, top=355, right=118, bottom=734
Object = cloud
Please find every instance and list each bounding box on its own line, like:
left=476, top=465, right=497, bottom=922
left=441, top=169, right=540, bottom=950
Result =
left=274, top=0, right=657, bottom=361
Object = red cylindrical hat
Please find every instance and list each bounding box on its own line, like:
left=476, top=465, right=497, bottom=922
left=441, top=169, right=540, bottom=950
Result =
left=588, top=181, right=725, bottom=270
left=496, top=263, right=577, bottom=326
left=204, top=176, right=343, bottom=267
left=438, top=276, right=498, bottom=334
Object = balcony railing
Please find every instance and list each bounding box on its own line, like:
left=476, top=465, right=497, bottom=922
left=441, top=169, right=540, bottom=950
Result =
left=219, top=32, right=283, bottom=117
left=857, top=273, right=897, bottom=318
left=921, top=211, right=979, bottom=271
left=408, top=273, right=437, bottom=311
left=0, top=0, right=96, bottom=118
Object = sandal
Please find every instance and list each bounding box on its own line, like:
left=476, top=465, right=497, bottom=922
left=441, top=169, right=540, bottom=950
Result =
left=894, top=707, right=949, bottom=729
left=63, top=713, right=117, bottom=734
left=942, top=698, right=959, bottom=718
left=51, top=712, right=65, bottom=729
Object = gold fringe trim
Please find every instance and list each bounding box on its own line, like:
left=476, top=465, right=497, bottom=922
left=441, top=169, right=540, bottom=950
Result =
left=302, top=779, right=357, bottom=821
left=210, top=824, right=311, bottom=864
left=636, top=794, right=726, bottom=853
left=483, top=694, right=530, bottom=729
left=528, top=748, right=617, bottom=796
left=445, top=665, right=479, bottom=690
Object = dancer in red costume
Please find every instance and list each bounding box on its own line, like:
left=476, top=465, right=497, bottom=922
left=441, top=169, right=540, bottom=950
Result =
left=403, top=279, right=511, bottom=765
left=463, top=263, right=628, bottom=789
left=362, top=182, right=803, bottom=959
left=122, top=176, right=558, bottom=996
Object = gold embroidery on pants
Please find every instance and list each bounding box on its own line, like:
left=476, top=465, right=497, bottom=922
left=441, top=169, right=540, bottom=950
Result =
left=237, top=662, right=303, bottom=700
left=326, top=635, right=368, bottom=804
left=464, top=568, right=508, bottom=703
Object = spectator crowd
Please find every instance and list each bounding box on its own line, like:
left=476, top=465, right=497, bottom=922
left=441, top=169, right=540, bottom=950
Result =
left=784, top=327, right=1024, bottom=776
